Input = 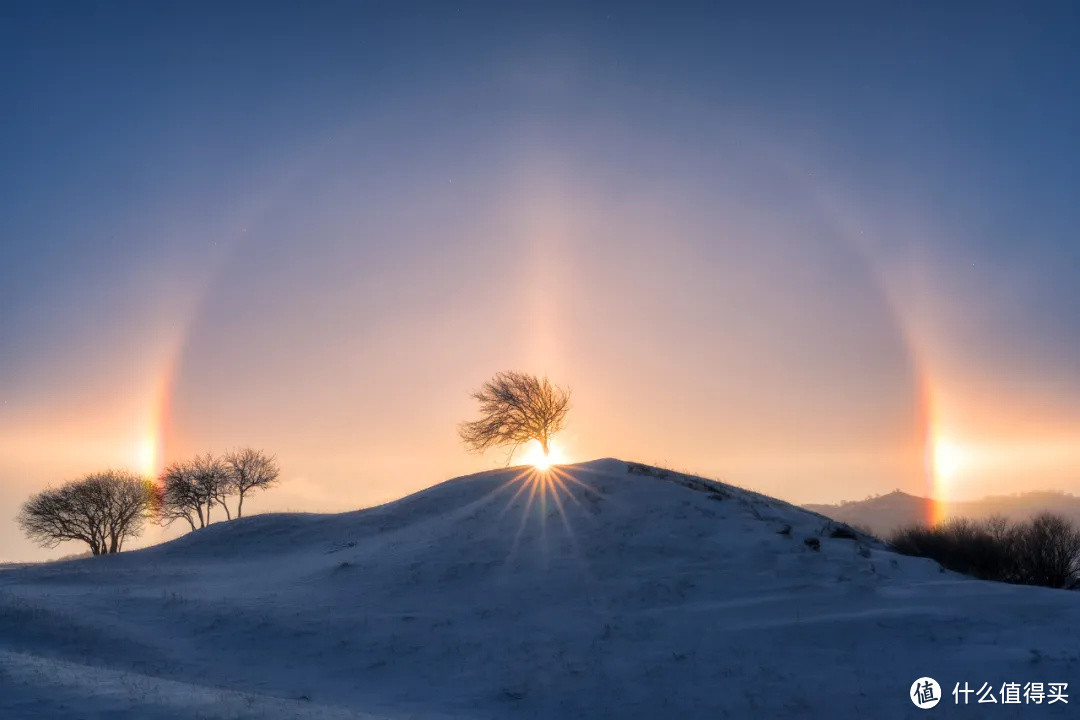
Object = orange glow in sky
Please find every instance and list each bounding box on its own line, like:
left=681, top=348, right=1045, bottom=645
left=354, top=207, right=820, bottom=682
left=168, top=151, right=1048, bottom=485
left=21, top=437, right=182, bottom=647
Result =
left=4, top=125, right=1080, bottom=563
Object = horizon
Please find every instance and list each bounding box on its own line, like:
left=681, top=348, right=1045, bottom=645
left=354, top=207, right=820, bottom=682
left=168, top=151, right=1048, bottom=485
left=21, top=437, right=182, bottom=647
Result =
left=810, top=485, right=1080, bottom=507
left=4, top=2, right=1080, bottom=562
left=4, top=455, right=1079, bottom=564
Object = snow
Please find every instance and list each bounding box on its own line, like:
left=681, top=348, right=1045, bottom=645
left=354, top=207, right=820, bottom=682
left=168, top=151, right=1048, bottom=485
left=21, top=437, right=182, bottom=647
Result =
left=1, top=459, right=1076, bottom=718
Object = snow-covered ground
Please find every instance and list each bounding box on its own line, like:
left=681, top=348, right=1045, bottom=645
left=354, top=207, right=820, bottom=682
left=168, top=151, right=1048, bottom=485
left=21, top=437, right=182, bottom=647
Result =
left=0, top=459, right=1076, bottom=718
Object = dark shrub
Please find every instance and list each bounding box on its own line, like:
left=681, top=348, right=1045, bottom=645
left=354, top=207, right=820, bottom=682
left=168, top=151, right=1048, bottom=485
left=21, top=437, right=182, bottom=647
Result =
left=829, top=525, right=859, bottom=540
left=890, top=514, right=1080, bottom=589
left=1012, top=513, right=1080, bottom=589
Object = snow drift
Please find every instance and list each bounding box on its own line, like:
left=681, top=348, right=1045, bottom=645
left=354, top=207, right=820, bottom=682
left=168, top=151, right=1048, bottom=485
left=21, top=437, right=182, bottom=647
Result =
left=1, top=459, right=1076, bottom=718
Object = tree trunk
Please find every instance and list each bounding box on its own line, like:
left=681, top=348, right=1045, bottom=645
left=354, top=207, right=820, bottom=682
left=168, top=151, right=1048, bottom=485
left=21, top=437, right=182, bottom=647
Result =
left=237, top=492, right=245, bottom=519
left=540, top=436, right=549, bottom=455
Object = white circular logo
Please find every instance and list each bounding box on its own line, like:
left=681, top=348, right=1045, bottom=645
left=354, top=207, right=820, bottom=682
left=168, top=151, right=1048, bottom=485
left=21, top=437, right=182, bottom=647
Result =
left=911, top=677, right=941, bottom=709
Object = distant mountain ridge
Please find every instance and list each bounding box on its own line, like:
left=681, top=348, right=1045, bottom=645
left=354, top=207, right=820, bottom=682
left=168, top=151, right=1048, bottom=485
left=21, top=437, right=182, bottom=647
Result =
left=804, top=490, right=1080, bottom=539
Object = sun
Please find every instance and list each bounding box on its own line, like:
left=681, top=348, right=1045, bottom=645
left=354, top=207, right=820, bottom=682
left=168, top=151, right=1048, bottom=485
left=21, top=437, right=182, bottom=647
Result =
left=520, top=439, right=568, bottom=471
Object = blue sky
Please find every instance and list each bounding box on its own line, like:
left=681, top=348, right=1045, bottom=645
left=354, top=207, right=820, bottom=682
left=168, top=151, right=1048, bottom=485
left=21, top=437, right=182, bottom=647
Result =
left=2, top=2, right=1079, bottom=559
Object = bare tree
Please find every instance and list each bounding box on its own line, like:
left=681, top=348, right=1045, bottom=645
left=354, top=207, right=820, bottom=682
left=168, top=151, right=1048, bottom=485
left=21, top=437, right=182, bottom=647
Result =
left=223, top=448, right=280, bottom=518
left=194, top=453, right=234, bottom=521
left=459, top=371, right=571, bottom=461
left=158, top=461, right=201, bottom=531
left=157, top=453, right=229, bottom=529
left=18, top=471, right=155, bottom=556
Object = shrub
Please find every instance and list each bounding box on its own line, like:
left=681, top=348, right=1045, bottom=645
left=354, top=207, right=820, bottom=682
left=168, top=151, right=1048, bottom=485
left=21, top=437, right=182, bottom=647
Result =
left=890, top=514, right=1080, bottom=589
left=1013, top=513, right=1080, bottom=589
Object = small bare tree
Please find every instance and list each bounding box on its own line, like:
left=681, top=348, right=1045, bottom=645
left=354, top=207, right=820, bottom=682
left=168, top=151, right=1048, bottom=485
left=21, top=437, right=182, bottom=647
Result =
left=223, top=448, right=280, bottom=518
left=157, top=453, right=229, bottom=529
left=157, top=461, right=201, bottom=531
left=18, top=470, right=155, bottom=556
left=459, top=371, right=571, bottom=461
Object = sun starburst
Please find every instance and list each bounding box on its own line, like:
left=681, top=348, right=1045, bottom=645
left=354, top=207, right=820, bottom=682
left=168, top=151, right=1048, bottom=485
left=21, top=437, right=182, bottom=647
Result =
left=518, top=438, right=568, bottom=471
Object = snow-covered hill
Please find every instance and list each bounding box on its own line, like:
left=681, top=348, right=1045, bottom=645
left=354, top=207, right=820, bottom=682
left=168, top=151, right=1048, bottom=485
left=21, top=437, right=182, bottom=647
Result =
left=0, top=459, right=1076, bottom=718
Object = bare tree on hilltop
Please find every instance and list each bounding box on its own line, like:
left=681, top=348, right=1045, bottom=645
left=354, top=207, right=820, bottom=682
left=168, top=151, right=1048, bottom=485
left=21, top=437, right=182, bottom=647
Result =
left=459, top=371, right=570, bottom=461
left=18, top=470, right=155, bottom=555
left=223, top=447, right=280, bottom=518
left=157, top=453, right=228, bottom=530
left=157, top=448, right=280, bottom=528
